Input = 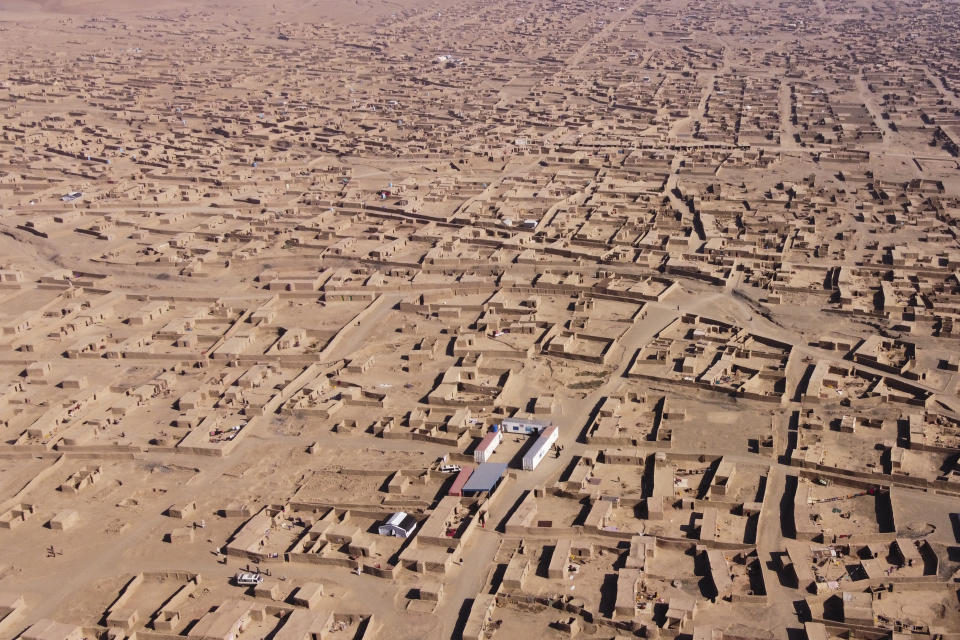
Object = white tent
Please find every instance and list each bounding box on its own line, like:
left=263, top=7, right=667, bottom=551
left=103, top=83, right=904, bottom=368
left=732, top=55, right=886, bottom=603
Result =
left=378, top=512, right=417, bottom=538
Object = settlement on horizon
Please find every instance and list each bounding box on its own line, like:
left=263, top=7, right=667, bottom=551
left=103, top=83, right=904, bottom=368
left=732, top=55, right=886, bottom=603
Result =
left=0, top=0, right=959, bottom=638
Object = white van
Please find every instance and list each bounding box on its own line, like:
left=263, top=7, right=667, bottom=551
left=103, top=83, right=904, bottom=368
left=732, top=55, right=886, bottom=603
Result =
left=234, top=570, right=263, bottom=586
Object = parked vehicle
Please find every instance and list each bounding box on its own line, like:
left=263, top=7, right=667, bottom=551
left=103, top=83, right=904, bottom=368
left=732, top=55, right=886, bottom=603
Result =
left=234, top=570, right=263, bottom=586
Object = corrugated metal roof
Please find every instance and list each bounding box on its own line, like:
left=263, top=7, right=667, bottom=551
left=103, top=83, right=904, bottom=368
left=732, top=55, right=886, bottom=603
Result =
left=522, top=425, right=558, bottom=465
left=503, top=416, right=551, bottom=428
left=385, top=511, right=407, bottom=526
left=449, top=466, right=475, bottom=496
left=462, top=462, right=507, bottom=493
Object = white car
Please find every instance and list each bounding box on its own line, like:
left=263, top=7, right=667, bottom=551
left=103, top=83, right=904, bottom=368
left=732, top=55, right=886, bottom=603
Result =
left=439, top=464, right=462, bottom=473
left=234, top=571, right=264, bottom=586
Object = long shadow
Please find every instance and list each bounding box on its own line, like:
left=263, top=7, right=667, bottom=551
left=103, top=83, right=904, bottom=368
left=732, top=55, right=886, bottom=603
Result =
left=683, top=511, right=701, bottom=540
left=263, top=610, right=289, bottom=640
left=754, top=474, right=768, bottom=503
left=652, top=602, right=669, bottom=627
left=598, top=573, right=619, bottom=618
left=696, top=459, right=720, bottom=499
left=611, top=546, right=629, bottom=571
left=181, top=609, right=216, bottom=638
left=571, top=498, right=593, bottom=527
left=918, top=543, right=938, bottom=576
left=880, top=446, right=892, bottom=475
left=780, top=410, right=799, bottom=465
left=558, top=456, right=584, bottom=484
left=875, top=490, right=896, bottom=533
left=387, top=528, right=418, bottom=567
left=633, top=501, right=648, bottom=520
left=822, top=594, right=844, bottom=621
left=641, top=454, right=656, bottom=499
left=896, top=417, right=910, bottom=448
left=537, top=545, right=556, bottom=578
left=623, top=345, right=642, bottom=376
left=693, top=211, right=706, bottom=240
left=748, top=559, right=767, bottom=595
left=774, top=377, right=787, bottom=396
left=744, top=512, right=759, bottom=545
left=649, top=395, right=666, bottom=442
left=786, top=628, right=807, bottom=640
left=770, top=552, right=798, bottom=588
left=377, top=474, right=396, bottom=493
left=450, top=598, right=475, bottom=640
left=577, top=396, right=608, bottom=443
left=352, top=617, right=373, bottom=640
left=493, top=490, right=529, bottom=533
left=950, top=512, right=960, bottom=544
left=436, top=473, right=459, bottom=500
left=793, top=599, right=812, bottom=623
left=9, top=626, right=29, bottom=640
left=822, top=268, right=835, bottom=290
left=463, top=435, right=486, bottom=460
left=940, top=453, right=960, bottom=477
left=418, top=372, right=446, bottom=405
left=487, top=563, right=507, bottom=595
left=693, top=549, right=717, bottom=599
left=506, top=435, right=538, bottom=470
left=780, top=474, right=798, bottom=538
left=793, top=364, right=815, bottom=402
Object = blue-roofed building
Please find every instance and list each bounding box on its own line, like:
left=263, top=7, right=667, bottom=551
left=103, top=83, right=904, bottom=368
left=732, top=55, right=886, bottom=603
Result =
left=461, top=462, right=508, bottom=496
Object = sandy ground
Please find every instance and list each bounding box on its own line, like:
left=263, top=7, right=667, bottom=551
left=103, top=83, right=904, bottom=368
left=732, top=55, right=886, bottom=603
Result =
left=0, top=0, right=959, bottom=638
